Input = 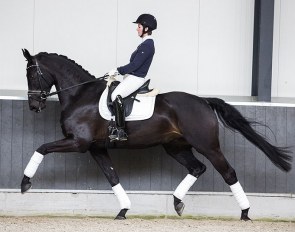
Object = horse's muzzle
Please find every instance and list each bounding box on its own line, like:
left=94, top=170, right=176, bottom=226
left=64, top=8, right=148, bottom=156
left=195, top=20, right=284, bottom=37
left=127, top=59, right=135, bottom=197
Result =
left=28, top=91, right=47, bottom=113
left=28, top=99, right=46, bottom=112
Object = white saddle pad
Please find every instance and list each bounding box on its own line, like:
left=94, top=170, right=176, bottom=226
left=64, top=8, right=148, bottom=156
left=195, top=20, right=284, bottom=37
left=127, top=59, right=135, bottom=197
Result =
left=98, top=88, right=157, bottom=121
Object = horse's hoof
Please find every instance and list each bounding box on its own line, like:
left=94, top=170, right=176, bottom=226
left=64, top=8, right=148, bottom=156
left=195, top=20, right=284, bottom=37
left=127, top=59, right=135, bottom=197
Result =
left=240, top=208, right=252, bottom=221
left=114, top=215, right=126, bottom=220
left=21, top=176, right=32, bottom=194
left=21, top=182, right=32, bottom=194
left=114, top=208, right=128, bottom=220
left=174, top=201, right=185, bottom=216
left=241, top=215, right=252, bottom=222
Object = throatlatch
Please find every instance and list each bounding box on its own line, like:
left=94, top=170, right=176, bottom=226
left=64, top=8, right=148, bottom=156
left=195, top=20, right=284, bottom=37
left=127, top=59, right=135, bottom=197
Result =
left=109, top=95, right=128, bottom=142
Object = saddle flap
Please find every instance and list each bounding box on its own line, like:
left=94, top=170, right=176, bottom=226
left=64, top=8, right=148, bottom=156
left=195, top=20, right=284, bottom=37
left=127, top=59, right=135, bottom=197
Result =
left=99, top=88, right=156, bottom=122
left=106, top=79, right=153, bottom=117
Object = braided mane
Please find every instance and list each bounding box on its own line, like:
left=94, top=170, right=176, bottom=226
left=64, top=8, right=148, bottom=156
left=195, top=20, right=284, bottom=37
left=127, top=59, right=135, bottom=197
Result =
left=36, top=52, right=96, bottom=79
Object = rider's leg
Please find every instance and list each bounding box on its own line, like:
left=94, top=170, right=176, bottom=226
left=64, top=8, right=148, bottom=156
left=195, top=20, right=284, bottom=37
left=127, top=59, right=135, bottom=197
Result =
left=111, top=95, right=128, bottom=141
left=109, top=75, right=146, bottom=141
left=111, top=75, right=146, bottom=101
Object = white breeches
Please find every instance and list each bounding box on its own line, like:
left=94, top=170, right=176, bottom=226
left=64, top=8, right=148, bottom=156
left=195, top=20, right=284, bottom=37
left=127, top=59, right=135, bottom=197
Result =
left=111, top=75, right=146, bottom=101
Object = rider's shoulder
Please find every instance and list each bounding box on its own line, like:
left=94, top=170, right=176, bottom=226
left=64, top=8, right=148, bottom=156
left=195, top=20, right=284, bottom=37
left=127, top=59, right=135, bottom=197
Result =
left=140, top=39, right=154, bottom=49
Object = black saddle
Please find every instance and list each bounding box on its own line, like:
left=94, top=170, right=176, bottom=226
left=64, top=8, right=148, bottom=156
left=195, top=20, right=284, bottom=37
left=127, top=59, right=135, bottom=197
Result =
left=107, top=79, right=152, bottom=117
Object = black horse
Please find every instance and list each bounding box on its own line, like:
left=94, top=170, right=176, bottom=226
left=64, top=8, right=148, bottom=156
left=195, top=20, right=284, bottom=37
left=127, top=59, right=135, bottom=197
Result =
left=21, top=49, right=292, bottom=220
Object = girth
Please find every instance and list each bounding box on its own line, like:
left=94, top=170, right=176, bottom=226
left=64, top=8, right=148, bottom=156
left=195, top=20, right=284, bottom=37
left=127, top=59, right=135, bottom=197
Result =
left=107, top=79, right=152, bottom=117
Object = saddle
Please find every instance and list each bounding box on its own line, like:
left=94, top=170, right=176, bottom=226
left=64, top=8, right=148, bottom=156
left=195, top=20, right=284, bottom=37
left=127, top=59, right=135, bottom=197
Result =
left=107, top=79, right=152, bottom=117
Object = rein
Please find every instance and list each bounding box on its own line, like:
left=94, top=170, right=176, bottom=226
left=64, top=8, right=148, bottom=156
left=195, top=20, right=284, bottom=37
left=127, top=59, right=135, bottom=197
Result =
left=47, top=75, right=108, bottom=97
left=27, top=62, right=108, bottom=99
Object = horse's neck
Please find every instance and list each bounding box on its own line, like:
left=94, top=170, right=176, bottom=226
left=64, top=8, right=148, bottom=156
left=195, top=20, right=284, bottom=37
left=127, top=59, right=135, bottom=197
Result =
left=55, top=66, right=92, bottom=89
left=50, top=62, right=94, bottom=108
left=40, top=55, right=102, bottom=109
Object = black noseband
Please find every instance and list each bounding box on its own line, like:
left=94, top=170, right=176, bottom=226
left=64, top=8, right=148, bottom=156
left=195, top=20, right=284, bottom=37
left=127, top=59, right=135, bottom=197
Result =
left=28, top=90, right=48, bottom=100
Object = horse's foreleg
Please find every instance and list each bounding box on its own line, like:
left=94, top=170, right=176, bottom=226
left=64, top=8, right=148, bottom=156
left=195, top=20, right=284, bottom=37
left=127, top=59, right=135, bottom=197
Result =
left=90, top=147, right=131, bottom=220
left=163, top=142, right=206, bottom=216
left=21, top=137, right=90, bottom=193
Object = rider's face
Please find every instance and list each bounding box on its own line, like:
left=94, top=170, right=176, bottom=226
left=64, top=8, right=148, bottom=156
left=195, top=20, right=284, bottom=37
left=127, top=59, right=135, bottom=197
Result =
left=136, top=24, right=143, bottom=37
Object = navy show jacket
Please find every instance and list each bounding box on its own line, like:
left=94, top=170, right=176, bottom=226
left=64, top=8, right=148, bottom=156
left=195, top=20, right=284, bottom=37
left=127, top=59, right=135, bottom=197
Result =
left=117, top=38, right=155, bottom=78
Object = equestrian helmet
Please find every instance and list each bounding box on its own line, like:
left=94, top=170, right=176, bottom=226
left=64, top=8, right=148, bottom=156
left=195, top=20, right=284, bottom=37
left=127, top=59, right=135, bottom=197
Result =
left=133, top=14, right=157, bottom=31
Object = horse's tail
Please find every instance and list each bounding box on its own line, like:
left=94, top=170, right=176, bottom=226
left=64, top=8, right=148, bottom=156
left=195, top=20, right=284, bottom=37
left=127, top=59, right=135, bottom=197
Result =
left=205, top=97, right=292, bottom=172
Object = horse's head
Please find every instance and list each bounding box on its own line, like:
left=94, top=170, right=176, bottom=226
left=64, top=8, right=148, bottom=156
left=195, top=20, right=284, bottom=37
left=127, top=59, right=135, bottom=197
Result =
left=22, top=49, right=54, bottom=113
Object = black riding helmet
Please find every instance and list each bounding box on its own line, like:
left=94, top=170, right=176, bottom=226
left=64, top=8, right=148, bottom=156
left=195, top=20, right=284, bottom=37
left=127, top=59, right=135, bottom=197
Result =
left=133, top=14, right=157, bottom=37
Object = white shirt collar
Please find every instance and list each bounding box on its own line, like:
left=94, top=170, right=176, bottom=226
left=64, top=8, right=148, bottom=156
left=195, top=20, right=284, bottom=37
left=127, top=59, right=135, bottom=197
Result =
left=142, top=35, right=153, bottom=42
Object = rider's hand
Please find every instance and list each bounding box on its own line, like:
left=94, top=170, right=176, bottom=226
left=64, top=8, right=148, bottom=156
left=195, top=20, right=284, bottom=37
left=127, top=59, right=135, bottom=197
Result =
left=108, top=69, right=119, bottom=77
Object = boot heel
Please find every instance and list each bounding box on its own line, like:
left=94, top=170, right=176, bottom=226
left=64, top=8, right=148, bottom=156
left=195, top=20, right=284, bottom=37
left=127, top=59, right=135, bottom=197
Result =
left=118, top=129, right=128, bottom=141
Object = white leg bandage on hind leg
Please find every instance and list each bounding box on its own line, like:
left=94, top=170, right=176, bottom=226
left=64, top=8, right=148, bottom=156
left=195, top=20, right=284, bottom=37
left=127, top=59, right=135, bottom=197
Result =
left=230, top=181, right=250, bottom=210
left=173, top=174, right=198, bottom=200
left=112, top=183, right=131, bottom=209
left=24, top=151, right=44, bottom=178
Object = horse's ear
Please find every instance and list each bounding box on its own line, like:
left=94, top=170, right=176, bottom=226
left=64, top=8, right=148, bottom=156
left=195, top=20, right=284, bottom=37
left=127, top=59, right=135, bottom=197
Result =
left=22, top=48, right=32, bottom=62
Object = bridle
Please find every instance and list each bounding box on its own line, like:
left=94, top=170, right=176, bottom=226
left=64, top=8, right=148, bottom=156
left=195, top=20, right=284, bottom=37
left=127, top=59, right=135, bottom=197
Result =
left=26, top=61, right=52, bottom=102
left=26, top=61, right=108, bottom=103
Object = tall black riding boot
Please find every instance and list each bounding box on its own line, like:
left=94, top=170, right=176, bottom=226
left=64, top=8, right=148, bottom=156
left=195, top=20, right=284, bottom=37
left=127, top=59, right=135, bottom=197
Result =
left=109, top=95, right=128, bottom=141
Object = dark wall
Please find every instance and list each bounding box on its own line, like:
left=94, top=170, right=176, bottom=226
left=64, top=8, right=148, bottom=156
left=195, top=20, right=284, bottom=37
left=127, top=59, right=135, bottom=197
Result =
left=0, top=100, right=294, bottom=193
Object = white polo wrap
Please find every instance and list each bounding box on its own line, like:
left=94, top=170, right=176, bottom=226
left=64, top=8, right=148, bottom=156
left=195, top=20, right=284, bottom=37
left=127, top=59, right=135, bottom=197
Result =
left=112, top=183, right=131, bottom=209
left=24, top=151, right=44, bottom=178
left=173, top=174, right=197, bottom=200
left=230, top=181, right=250, bottom=210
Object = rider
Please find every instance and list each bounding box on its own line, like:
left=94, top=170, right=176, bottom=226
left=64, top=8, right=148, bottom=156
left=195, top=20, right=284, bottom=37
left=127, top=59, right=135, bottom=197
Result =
left=107, top=14, right=157, bottom=141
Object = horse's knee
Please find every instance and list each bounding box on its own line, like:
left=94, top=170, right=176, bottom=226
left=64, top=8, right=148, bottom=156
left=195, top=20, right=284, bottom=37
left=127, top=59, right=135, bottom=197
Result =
left=36, top=138, right=90, bottom=155
left=73, top=139, right=90, bottom=153
left=223, top=167, right=238, bottom=185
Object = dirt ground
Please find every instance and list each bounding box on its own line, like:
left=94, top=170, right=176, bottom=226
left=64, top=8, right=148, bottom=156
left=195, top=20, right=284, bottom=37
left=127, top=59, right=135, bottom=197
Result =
left=0, top=217, right=294, bottom=232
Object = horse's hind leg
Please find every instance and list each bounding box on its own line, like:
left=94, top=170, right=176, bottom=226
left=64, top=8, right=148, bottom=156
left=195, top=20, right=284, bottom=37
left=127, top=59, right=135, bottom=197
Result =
left=89, top=146, right=130, bottom=220
left=198, top=145, right=251, bottom=221
left=179, top=108, right=251, bottom=221
left=163, top=141, right=207, bottom=216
